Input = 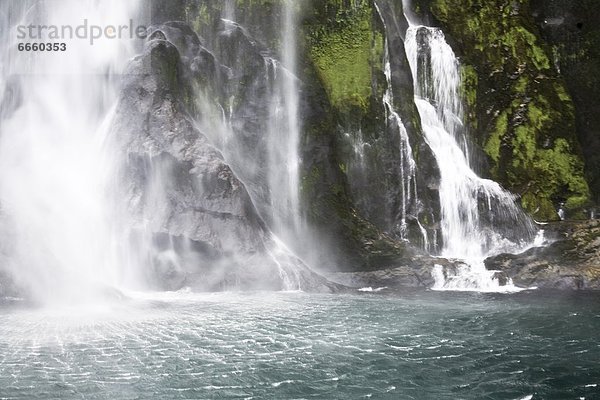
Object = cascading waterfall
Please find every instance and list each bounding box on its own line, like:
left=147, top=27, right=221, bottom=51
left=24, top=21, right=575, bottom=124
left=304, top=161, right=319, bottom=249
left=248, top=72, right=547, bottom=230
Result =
left=374, top=2, right=427, bottom=249
left=0, top=0, right=142, bottom=302
left=382, top=40, right=420, bottom=243
left=0, top=0, right=544, bottom=298
left=265, top=59, right=301, bottom=239
left=402, top=12, right=539, bottom=290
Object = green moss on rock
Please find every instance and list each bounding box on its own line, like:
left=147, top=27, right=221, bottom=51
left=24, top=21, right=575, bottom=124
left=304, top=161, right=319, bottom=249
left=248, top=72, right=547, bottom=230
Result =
left=304, top=1, right=384, bottom=115
left=529, top=0, right=600, bottom=204
left=485, top=111, right=506, bottom=164
left=460, top=64, right=478, bottom=115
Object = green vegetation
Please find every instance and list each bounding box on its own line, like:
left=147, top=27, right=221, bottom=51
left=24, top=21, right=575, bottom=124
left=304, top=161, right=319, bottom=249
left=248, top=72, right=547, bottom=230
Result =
left=460, top=65, right=478, bottom=113
left=485, top=111, right=506, bottom=164
left=304, top=0, right=384, bottom=115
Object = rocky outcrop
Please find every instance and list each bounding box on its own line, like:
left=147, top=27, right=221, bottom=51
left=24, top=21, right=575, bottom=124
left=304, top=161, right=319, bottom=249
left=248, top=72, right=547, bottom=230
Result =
left=330, top=220, right=600, bottom=291
left=485, top=220, right=600, bottom=289
left=116, top=39, right=264, bottom=251
left=110, top=23, right=341, bottom=292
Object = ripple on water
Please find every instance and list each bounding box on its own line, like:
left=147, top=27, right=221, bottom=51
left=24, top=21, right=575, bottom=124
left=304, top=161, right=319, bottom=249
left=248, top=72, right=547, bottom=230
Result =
left=0, top=290, right=599, bottom=399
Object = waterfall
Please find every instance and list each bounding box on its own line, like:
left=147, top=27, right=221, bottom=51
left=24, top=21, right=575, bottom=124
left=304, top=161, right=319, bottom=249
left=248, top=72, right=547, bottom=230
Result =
left=190, top=3, right=305, bottom=290
left=382, top=39, right=418, bottom=242
left=266, top=1, right=302, bottom=239
left=374, top=2, right=428, bottom=249
left=0, top=0, right=142, bottom=302
left=242, top=1, right=304, bottom=289
left=401, top=14, right=538, bottom=290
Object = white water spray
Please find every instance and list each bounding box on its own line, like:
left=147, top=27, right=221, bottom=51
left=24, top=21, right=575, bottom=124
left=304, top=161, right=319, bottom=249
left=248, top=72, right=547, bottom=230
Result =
left=0, top=0, right=142, bottom=303
left=265, top=1, right=302, bottom=244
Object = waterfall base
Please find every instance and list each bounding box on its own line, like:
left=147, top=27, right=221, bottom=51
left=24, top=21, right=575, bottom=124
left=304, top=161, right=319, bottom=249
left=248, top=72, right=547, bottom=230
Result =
left=431, top=261, right=526, bottom=293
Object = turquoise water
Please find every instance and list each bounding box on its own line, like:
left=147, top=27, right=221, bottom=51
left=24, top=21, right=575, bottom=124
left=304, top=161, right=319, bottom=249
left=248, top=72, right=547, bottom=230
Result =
left=1, top=290, right=599, bottom=399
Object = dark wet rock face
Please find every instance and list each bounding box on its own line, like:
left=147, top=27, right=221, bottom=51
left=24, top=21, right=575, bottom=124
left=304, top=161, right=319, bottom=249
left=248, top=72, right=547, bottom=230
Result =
left=485, top=220, right=600, bottom=290
left=110, top=25, right=341, bottom=293
left=297, top=0, right=442, bottom=259
left=374, top=0, right=441, bottom=246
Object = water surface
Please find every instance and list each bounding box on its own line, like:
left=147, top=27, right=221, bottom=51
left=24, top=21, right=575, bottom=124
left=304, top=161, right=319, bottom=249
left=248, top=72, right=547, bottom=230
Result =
left=1, top=290, right=599, bottom=399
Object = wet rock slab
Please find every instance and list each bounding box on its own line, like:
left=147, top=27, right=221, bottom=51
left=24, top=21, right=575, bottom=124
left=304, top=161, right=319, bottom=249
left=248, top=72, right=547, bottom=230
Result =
left=326, top=256, right=467, bottom=289
left=485, top=220, right=600, bottom=290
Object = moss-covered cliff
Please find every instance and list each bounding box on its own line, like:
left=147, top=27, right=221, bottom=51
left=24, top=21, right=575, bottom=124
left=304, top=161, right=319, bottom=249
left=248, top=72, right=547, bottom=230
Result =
left=299, top=0, right=435, bottom=265
left=304, top=0, right=385, bottom=115
left=530, top=0, right=600, bottom=207
left=414, top=0, right=591, bottom=220
left=302, top=0, right=440, bottom=247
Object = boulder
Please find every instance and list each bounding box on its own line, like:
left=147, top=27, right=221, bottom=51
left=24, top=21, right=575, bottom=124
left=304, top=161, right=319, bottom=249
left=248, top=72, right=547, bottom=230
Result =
left=327, top=255, right=466, bottom=289
left=485, top=220, right=600, bottom=289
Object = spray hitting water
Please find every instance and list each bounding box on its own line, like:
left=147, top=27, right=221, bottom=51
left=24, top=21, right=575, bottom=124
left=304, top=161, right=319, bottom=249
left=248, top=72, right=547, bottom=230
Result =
left=401, top=9, right=539, bottom=290
left=0, top=0, right=142, bottom=303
